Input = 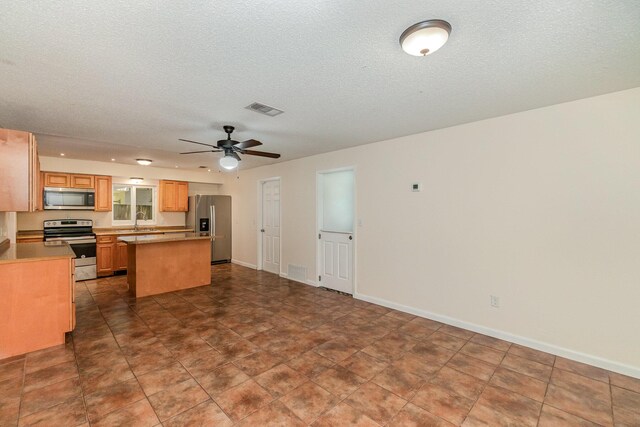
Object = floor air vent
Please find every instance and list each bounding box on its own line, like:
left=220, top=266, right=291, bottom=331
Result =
left=287, top=264, right=307, bottom=282
left=245, top=102, right=284, bottom=117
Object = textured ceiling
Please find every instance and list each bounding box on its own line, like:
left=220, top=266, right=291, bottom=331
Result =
left=1, top=1, right=639, bottom=170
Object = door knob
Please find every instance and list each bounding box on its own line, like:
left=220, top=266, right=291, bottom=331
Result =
left=349, top=235, right=353, bottom=240
left=261, top=229, right=265, bottom=232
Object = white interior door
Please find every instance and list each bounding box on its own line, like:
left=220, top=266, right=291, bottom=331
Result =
left=318, top=169, right=354, bottom=294
left=320, top=231, right=353, bottom=293
left=261, top=179, right=280, bottom=274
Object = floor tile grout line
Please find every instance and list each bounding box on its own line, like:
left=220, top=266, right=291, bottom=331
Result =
left=460, top=348, right=512, bottom=426
left=8, top=264, right=635, bottom=427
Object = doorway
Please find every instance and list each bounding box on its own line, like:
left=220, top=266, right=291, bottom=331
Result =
left=317, top=168, right=355, bottom=294
left=259, top=178, right=281, bottom=274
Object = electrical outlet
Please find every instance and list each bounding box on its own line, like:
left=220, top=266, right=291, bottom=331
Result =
left=490, top=295, right=500, bottom=308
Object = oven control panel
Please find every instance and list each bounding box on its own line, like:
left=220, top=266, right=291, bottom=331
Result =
left=44, top=220, right=93, bottom=228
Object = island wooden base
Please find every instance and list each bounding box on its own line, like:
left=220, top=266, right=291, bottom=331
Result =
left=127, top=238, right=211, bottom=298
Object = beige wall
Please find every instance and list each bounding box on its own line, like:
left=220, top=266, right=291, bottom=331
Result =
left=17, top=209, right=186, bottom=230
left=0, top=212, right=17, bottom=243
left=17, top=158, right=224, bottom=230
left=226, top=87, right=640, bottom=375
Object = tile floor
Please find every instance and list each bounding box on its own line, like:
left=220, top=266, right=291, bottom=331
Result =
left=1, top=264, right=639, bottom=426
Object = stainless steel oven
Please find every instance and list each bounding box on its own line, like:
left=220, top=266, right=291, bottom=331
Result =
left=43, top=220, right=97, bottom=280
left=44, top=187, right=95, bottom=210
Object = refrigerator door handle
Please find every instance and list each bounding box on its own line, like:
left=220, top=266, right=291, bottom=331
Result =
left=210, top=205, right=216, bottom=236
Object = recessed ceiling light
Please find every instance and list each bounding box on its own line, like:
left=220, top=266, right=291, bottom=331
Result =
left=111, top=158, right=116, bottom=161
left=400, top=19, right=451, bottom=56
left=136, top=159, right=152, bottom=166
left=175, top=165, right=179, bottom=168
left=60, top=153, right=65, bottom=156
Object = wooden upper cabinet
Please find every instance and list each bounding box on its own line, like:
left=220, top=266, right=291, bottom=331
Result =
left=160, top=180, right=176, bottom=211
left=43, top=172, right=71, bottom=188
left=176, top=182, right=189, bottom=211
left=44, top=173, right=95, bottom=189
left=37, top=171, right=44, bottom=211
left=0, top=128, right=40, bottom=212
left=70, top=174, right=94, bottom=189
left=159, top=180, right=188, bottom=212
left=94, top=175, right=112, bottom=212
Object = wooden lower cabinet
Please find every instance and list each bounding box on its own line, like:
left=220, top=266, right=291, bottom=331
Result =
left=97, top=238, right=116, bottom=277
left=97, top=235, right=128, bottom=276
left=116, top=241, right=128, bottom=271
left=0, top=257, right=75, bottom=359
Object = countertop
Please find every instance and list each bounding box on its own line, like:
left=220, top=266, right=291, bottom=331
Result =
left=94, top=227, right=194, bottom=236
left=16, top=227, right=195, bottom=240
left=118, top=232, right=211, bottom=245
left=0, top=240, right=76, bottom=264
left=15, top=230, right=44, bottom=239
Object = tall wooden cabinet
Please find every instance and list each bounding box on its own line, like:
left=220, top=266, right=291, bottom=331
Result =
left=159, top=180, right=188, bottom=212
left=0, top=128, right=41, bottom=212
left=94, top=175, right=112, bottom=212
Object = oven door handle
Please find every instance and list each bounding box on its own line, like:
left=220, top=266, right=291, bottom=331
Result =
left=46, top=237, right=97, bottom=244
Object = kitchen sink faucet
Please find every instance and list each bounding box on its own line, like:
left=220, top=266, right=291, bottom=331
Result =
left=134, top=210, right=147, bottom=231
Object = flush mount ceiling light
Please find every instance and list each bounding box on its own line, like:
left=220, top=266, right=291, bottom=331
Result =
left=219, top=154, right=239, bottom=170
left=136, top=158, right=152, bottom=166
left=400, top=19, right=451, bottom=56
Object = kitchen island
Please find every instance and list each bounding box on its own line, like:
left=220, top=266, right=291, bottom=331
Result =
left=119, top=233, right=212, bottom=298
left=0, top=239, right=76, bottom=359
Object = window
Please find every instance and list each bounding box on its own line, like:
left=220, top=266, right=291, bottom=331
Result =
left=112, top=185, right=156, bottom=225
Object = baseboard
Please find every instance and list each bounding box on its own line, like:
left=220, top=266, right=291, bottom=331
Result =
left=231, top=259, right=257, bottom=269
left=354, top=291, right=640, bottom=379
left=279, top=272, right=319, bottom=288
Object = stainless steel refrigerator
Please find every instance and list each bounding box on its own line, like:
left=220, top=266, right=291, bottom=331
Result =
left=186, top=195, right=232, bottom=263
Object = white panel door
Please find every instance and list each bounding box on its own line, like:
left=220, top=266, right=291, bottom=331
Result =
left=320, top=231, right=353, bottom=293
left=262, top=179, right=280, bottom=274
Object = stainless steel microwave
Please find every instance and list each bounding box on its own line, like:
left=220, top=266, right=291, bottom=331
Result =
left=44, top=187, right=95, bottom=210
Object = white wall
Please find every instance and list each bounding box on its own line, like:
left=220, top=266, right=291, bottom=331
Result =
left=226, top=88, right=640, bottom=376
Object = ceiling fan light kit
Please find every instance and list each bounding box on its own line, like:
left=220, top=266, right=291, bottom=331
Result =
left=179, top=125, right=281, bottom=171
left=400, top=19, right=451, bottom=56
left=219, top=155, right=239, bottom=170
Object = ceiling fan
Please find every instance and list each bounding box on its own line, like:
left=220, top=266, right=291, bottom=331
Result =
left=179, top=125, right=281, bottom=170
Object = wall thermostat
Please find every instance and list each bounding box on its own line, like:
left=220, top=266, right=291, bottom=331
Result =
left=411, top=183, right=421, bottom=192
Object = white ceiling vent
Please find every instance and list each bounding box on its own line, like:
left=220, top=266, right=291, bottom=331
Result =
left=245, top=102, right=284, bottom=117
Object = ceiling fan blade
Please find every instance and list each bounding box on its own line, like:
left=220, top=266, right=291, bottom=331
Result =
left=179, top=150, right=221, bottom=154
left=233, top=139, right=262, bottom=149
left=241, top=149, right=281, bottom=159
left=179, top=138, right=218, bottom=148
